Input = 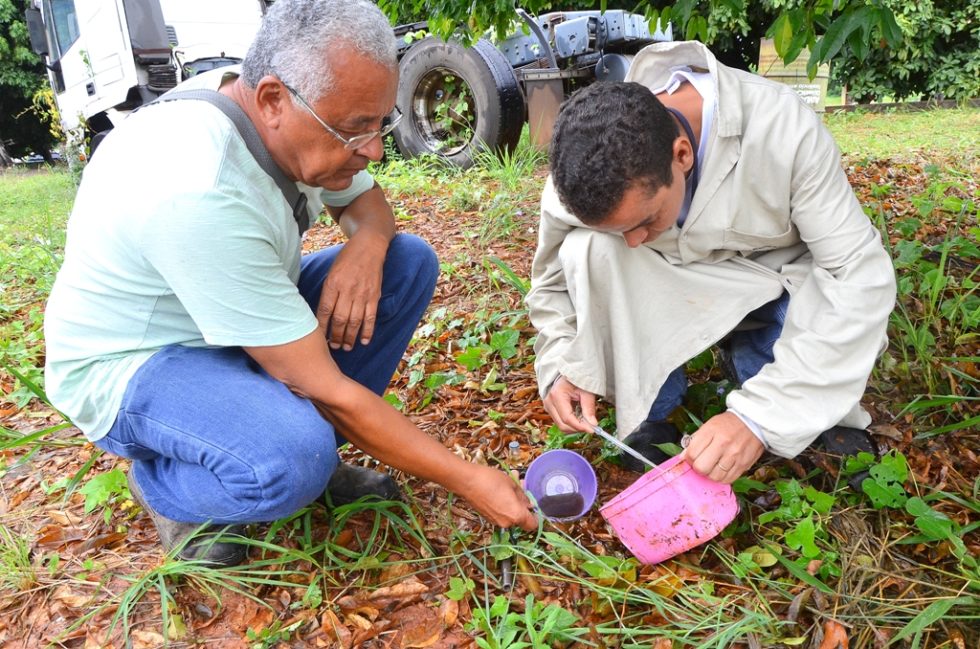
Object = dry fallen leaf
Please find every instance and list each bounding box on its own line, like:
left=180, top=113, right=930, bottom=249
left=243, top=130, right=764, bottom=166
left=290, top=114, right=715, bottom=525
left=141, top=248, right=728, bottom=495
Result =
left=131, top=629, right=166, bottom=649
left=378, top=561, right=414, bottom=584
left=404, top=632, right=442, bottom=648
left=786, top=588, right=812, bottom=624
left=345, top=612, right=373, bottom=631
left=643, top=566, right=684, bottom=597
left=78, top=531, right=128, bottom=553
left=7, top=490, right=30, bottom=509
left=869, top=424, right=904, bottom=441
left=819, top=619, right=850, bottom=649
left=367, top=577, right=429, bottom=604
left=83, top=631, right=113, bottom=649
left=52, top=584, right=92, bottom=608
left=439, top=598, right=459, bottom=626
left=35, top=523, right=86, bottom=550
left=321, top=609, right=352, bottom=648
left=46, top=509, right=85, bottom=526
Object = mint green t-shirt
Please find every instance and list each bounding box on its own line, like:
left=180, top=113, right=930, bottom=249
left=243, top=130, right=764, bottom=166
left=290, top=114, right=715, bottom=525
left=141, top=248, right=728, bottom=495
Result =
left=43, top=68, right=374, bottom=441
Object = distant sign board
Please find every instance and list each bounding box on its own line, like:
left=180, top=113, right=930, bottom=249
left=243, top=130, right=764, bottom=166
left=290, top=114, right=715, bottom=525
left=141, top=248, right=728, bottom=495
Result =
left=758, top=39, right=831, bottom=112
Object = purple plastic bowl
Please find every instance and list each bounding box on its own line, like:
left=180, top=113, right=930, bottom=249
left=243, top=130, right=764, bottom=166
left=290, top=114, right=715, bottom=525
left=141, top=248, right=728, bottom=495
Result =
left=525, top=449, right=598, bottom=521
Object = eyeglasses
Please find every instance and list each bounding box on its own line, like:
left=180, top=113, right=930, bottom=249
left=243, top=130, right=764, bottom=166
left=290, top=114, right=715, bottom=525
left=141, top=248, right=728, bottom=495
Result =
left=283, top=82, right=402, bottom=150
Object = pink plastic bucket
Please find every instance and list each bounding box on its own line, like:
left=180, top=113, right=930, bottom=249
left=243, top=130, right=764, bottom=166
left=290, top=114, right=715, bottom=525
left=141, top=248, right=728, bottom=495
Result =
left=599, top=455, right=739, bottom=564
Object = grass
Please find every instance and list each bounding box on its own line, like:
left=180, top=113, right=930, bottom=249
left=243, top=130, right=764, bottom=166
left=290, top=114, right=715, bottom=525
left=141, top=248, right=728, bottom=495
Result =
left=0, top=166, right=75, bottom=408
left=0, top=166, right=75, bottom=307
left=824, top=107, right=980, bottom=160
left=0, top=523, right=35, bottom=593
left=1, top=111, right=979, bottom=646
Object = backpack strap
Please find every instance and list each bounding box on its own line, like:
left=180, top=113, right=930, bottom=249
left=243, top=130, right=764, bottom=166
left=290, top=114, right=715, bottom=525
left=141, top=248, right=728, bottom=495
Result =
left=145, top=88, right=311, bottom=234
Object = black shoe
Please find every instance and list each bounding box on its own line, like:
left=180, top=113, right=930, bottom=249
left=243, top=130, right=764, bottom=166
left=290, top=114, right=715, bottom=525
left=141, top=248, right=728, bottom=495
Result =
left=127, top=472, right=248, bottom=566
left=816, top=426, right=877, bottom=492
left=325, top=463, right=402, bottom=506
left=818, top=426, right=877, bottom=457
left=619, top=421, right=682, bottom=472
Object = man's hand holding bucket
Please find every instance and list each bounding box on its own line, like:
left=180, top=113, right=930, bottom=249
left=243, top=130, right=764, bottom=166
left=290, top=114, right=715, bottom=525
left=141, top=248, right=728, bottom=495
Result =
left=680, top=412, right=765, bottom=484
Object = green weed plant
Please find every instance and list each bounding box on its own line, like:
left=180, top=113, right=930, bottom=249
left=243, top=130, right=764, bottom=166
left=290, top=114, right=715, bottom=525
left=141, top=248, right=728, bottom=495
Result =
left=0, top=523, right=36, bottom=593
left=467, top=593, right=585, bottom=649
left=872, top=171, right=979, bottom=436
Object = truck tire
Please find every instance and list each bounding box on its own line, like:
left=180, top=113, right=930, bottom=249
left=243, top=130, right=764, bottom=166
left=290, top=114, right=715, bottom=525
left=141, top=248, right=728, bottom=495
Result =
left=393, top=37, right=525, bottom=169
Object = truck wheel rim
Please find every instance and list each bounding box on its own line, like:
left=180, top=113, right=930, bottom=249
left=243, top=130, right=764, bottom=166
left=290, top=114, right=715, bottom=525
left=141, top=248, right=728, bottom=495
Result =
left=410, top=67, right=476, bottom=156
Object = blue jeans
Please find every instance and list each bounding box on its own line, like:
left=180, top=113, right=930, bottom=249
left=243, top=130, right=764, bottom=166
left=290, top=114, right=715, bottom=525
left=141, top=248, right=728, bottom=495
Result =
left=96, top=234, right=438, bottom=523
left=646, top=292, right=790, bottom=422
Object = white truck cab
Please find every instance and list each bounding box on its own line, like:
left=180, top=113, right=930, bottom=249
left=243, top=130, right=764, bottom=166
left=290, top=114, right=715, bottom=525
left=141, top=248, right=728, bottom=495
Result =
left=25, top=0, right=266, bottom=135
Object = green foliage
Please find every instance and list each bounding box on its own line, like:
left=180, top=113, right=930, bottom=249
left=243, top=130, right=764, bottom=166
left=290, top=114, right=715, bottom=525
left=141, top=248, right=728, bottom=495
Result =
left=454, top=326, right=519, bottom=371
left=446, top=575, right=475, bottom=600
left=78, top=468, right=131, bottom=524
left=472, top=129, right=547, bottom=193
left=297, top=581, right=323, bottom=609
left=377, top=0, right=900, bottom=76
left=0, top=168, right=74, bottom=306
left=467, top=594, right=585, bottom=649
left=681, top=0, right=906, bottom=77
left=874, top=177, right=979, bottom=405
left=905, top=496, right=955, bottom=542
left=486, top=257, right=530, bottom=298
left=369, top=142, right=463, bottom=197
left=431, top=74, right=474, bottom=150
left=889, top=596, right=976, bottom=648
left=832, top=1, right=980, bottom=102
left=382, top=392, right=405, bottom=411
left=861, top=450, right=909, bottom=509
left=0, top=0, right=39, bottom=85
left=626, top=1, right=902, bottom=75
left=0, top=0, right=58, bottom=159
left=246, top=619, right=304, bottom=648
left=402, top=305, right=465, bottom=408
left=755, top=479, right=840, bottom=580
left=0, top=307, right=45, bottom=406
left=844, top=450, right=977, bottom=572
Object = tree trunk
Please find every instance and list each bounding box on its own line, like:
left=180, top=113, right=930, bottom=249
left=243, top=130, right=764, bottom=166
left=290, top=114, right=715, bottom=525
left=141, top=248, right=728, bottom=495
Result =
left=0, top=141, right=13, bottom=168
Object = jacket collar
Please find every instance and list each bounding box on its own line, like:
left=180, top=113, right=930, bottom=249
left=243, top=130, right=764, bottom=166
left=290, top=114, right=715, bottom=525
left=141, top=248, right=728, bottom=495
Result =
left=625, top=40, right=743, bottom=138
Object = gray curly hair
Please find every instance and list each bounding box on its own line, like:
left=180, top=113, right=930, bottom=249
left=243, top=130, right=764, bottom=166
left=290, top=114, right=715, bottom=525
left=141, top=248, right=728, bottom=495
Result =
left=242, top=0, right=397, bottom=102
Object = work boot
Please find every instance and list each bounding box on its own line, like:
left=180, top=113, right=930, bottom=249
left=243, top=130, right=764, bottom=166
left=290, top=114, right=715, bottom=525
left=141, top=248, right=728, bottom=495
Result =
left=619, top=421, right=682, bottom=472
left=325, top=463, right=402, bottom=506
left=127, top=472, right=248, bottom=566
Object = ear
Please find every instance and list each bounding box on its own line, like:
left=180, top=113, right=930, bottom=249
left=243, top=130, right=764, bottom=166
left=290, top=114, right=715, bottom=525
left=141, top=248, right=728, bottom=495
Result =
left=253, top=75, right=289, bottom=130
left=673, top=135, right=695, bottom=176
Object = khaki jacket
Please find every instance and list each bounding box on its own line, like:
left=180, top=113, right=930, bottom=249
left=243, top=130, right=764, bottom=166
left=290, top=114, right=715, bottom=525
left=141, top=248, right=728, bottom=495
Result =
left=527, top=41, right=896, bottom=457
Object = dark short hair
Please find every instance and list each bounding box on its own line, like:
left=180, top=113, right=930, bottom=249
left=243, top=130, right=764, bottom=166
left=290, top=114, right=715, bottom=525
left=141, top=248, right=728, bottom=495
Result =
left=550, top=82, right=679, bottom=224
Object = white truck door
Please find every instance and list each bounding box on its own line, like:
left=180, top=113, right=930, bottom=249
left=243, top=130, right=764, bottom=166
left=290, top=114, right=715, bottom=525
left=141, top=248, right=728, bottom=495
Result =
left=45, top=0, right=136, bottom=131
